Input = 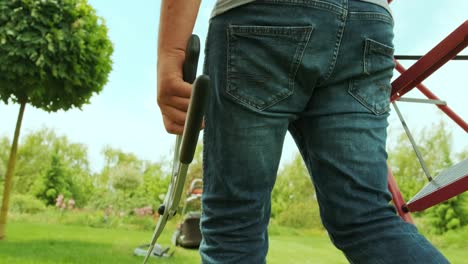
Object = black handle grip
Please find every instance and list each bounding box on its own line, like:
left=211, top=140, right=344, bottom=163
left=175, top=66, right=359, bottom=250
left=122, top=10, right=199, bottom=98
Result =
left=179, top=34, right=210, bottom=164
left=180, top=75, right=210, bottom=164
left=183, top=35, right=200, bottom=84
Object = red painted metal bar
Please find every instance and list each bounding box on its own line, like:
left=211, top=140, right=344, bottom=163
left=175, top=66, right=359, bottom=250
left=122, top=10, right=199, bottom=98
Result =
left=407, top=175, right=468, bottom=212
left=387, top=165, right=414, bottom=223
left=394, top=62, right=468, bottom=133
left=391, top=21, right=468, bottom=101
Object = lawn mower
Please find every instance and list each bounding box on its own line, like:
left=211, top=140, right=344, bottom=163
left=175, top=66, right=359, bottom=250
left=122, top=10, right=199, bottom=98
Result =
left=171, top=179, right=203, bottom=249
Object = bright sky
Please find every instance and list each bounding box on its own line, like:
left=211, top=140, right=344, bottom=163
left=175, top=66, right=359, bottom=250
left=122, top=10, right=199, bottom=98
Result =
left=0, top=0, right=467, bottom=172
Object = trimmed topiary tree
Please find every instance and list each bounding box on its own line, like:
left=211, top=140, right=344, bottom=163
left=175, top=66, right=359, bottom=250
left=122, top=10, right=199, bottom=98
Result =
left=0, top=0, right=113, bottom=239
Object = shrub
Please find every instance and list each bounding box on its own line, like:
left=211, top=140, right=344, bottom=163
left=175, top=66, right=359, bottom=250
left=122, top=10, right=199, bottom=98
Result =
left=275, top=201, right=322, bottom=229
left=123, top=215, right=155, bottom=231
left=425, top=194, right=468, bottom=234
left=10, top=194, right=46, bottom=214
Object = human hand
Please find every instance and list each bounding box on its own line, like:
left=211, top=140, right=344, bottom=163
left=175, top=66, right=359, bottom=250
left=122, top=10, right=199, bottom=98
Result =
left=157, top=50, right=192, bottom=135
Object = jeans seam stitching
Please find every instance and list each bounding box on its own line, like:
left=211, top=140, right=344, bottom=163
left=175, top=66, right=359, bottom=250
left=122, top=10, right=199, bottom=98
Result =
left=229, top=25, right=314, bottom=35
left=321, top=3, right=347, bottom=83
left=364, top=40, right=370, bottom=75
left=348, top=12, right=394, bottom=25
left=258, top=0, right=345, bottom=16
left=289, top=26, right=314, bottom=105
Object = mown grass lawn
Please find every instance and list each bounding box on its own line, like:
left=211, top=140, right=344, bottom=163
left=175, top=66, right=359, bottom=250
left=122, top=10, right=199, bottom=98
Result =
left=0, top=221, right=345, bottom=264
left=0, top=221, right=465, bottom=264
left=0, top=221, right=195, bottom=264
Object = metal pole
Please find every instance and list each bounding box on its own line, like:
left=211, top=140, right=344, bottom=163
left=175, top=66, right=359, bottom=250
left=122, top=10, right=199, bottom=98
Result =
left=392, top=102, right=433, bottom=182
left=396, top=97, right=446, bottom=105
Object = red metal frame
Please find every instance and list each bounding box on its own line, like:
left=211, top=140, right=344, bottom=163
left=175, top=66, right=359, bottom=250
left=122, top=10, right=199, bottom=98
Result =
left=387, top=165, right=414, bottom=223
left=391, top=21, right=468, bottom=102
left=406, top=175, right=468, bottom=212
left=394, top=62, right=468, bottom=132
left=385, top=0, right=467, bottom=222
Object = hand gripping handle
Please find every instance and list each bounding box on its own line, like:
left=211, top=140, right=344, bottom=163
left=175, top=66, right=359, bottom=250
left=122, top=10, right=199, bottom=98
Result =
left=143, top=34, right=209, bottom=263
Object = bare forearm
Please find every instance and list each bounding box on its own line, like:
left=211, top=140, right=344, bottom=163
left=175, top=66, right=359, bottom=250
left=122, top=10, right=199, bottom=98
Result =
left=157, top=0, right=202, bottom=135
left=158, top=0, right=201, bottom=58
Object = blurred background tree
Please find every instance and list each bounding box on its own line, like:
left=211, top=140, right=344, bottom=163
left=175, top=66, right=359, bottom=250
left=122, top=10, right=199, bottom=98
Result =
left=0, top=0, right=113, bottom=239
left=36, top=151, right=71, bottom=206
left=272, top=154, right=321, bottom=229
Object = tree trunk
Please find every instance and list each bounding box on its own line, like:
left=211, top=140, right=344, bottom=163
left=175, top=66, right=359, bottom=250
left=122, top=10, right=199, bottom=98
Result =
left=0, top=102, right=26, bottom=240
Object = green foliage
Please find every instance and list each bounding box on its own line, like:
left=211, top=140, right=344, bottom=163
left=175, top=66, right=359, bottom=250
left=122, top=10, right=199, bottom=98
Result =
left=425, top=194, right=468, bottom=234
left=13, top=130, right=50, bottom=194
left=425, top=224, right=468, bottom=250
left=127, top=161, right=170, bottom=211
left=139, top=162, right=170, bottom=203
left=110, top=164, right=141, bottom=193
left=0, top=0, right=111, bottom=238
left=276, top=202, right=322, bottom=229
left=36, top=151, right=71, bottom=205
left=419, top=121, right=453, bottom=176
left=123, top=214, right=156, bottom=231
left=10, top=194, right=45, bottom=214
left=0, top=0, right=113, bottom=110
left=8, top=128, right=94, bottom=207
left=187, top=142, right=203, bottom=183
left=10, top=207, right=157, bottom=232
left=98, top=146, right=142, bottom=188
left=272, top=154, right=322, bottom=228
left=88, top=171, right=169, bottom=214
left=89, top=147, right=169, bottom=213
left=0, top=136, right=8, bottom=183
left=456, top=148, right=468, bottom=162
left=388, top=121, right=468, bottom=233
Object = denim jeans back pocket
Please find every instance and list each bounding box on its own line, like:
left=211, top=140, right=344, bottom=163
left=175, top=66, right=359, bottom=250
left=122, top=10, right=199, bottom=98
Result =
left=349, top=38, right=395, bottom=115
left=227, top=25, right=313, bottom=111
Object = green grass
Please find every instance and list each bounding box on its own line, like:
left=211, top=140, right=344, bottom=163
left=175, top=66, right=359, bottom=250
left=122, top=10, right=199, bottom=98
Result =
left=421, top=227, right=468, bottom=263
left=0, top=221, right=345, bottom=264
left=0, top=221, right=197, bottom=264
left=0, top=220, right=466, bottom=264
left=268, top=234, right=347, bottom=264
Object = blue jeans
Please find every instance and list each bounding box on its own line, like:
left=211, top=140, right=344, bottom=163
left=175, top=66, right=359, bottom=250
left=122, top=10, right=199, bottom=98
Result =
left=201, top=0, right=449, bottom=263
